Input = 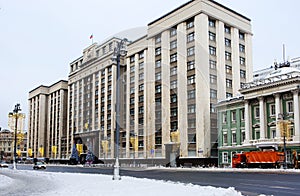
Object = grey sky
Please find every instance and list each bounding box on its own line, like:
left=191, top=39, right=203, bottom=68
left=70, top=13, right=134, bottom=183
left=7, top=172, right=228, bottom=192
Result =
left=0, top=0, right=299, bottom=129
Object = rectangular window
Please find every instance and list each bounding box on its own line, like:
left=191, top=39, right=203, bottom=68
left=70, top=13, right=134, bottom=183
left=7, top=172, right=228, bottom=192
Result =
left=155, top=36, right=161, bottom=44
left=270, top=104, right=276, bottom=116
left=139, top=84, right=144, bottom=91
left=139, top=73, right=144, bottom=80
left=170, top=28, right=177, bottom=37
left=130, top=76, right=134, bottom=83
left=188, top=119, right=196, bottom=129
left=225, top=38, right=231, bottom=47
left=254, top=106, right=260, bottom=118
left=170, top=67, right=177, bottom=76
left=170, top=80, right=177, bottom=89
left=187, top=32, right=195, bottom=42
left=225, top=52, right=231, bottom=61
left=130, top=97, right=134, bottom=104
left=188, top=104, right=196, bottom=113
left=222, top=152, right=228, bottom=163
left=139, top=51, right=144, bottom=59
left=187, top=75, right=196, bottom=84
left=240, top=70, right=246, bottom=78
left=287, top=101, right=294, bottom=113
left=226, top=65, right=232, bottom=74
left=170, top=94, right=177, bottom=103
left=209, top=46, right=216, bottom=56
left=223, top=113, right=227, bottom=123
left=130, top=66, right=135, bottom=73
left=240, top=57, right=246, bottom=65
left=241, top=109, right=245, bottom=121
left=139, top=62, right=144, bottom=70
left=210, top=89, right=217, bottom=99
left=210, top=74, right=217, bottom=84
left=187, top=47, right=195, bottom=56
left=130, top=87, right=135, bottom=94
left=170, top=53, right=177, bottom=63
left=226, top=79, right=232, bottom=88
left=155, top=72, right=161, bottom=81
left=209, top=32, right=216, bottom=41
left=187, top=60, right=195, bottom=70
left=232, top=131, right=237, bottom=144
left=170, top=40, right=177, bottom=49
left=170, top=108, right=177, bottom=117
left=155, top=85, right=161, bottom=93
left=239, top=44, right=245, bottom=53
left=187, top=89, right=195, bottom=99
left=239, top=32, right=245, bottom=40
left=224, top=25, right=231, bottom=34
left=241, top=130, right=245, bottom=143
left=155, top=60, right=161, bottom=68
left=209, top=60, right=217, bottom=70
left=130, top=56, right=135, bottom=63
left=223, top=134, right=228, bottom=146
left=139, top=95, right=144, bottom=103
left=187, top=19, right=194, bottom=29
left=155, top=47, right=161, bottom=56
left=209, top=19, right=216, bottom=27
left=226, top=93, right=232, bottom=98
left=232, top=111, right=236, bottom=122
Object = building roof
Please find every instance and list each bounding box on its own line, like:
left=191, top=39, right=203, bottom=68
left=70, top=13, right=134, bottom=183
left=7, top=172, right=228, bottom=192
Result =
left=148, top=0, right=251, bottom=26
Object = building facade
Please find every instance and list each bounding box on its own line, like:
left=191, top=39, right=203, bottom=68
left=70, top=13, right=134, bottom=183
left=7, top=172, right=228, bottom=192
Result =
left=217, top=66, right=300, bottom=167
left=66, top=0, right=253, bottom=164
left=28, top=80, right=68, bottom=159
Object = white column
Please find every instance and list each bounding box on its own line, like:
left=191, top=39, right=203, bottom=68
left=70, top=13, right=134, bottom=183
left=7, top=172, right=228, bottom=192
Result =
left=195, top=13, right=210, bottom=158
left=245, top=33, right=253, bottom=82
left=231, top=28, right=240, bottom=96
left=244, top=100, right=250, bottom=143
left=293, top=90, right=300, bottom=141
left=177, top=22, right=188, bottom=157
left=142, top=49, right=147, bottom=157
left=134, top=53, right=139, bottom=159
left=92, top=74, right=96, bottom=131
left=258, top=97, right=266, bottom=139
left=126, top=57, right=131, bottom=158
left=80, top=79, right=84, bottom=133
left=161, top=30, right=170, bottom=157
left=216, top=21, right=226, bottom=101
left=145, top=39, right=156, bottom=158
left=274, top=93, right=281, bottom=138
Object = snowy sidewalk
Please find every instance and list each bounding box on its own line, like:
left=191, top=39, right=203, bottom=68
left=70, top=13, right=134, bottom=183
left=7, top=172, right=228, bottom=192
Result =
left=0, top=169, right=242, bottom=196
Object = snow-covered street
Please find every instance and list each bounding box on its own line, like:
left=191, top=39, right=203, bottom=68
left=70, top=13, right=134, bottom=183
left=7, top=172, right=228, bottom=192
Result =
left=0, top=168, right=242, bottom=196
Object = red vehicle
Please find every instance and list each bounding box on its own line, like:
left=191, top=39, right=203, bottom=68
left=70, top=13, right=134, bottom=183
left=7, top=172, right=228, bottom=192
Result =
left=232, top=151, right=284, bottom=168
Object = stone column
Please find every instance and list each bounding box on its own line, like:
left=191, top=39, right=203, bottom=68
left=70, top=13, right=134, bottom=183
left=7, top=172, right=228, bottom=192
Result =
left=195, top=13, right=210, bottom=158
left=216, top=20, right=226, bottom=101
left=231, top=28, right=240, bottom=96
left=258, top=97, right=266, bottom=139
left=274, top=93, right=281, bottom=138
left=293, top=90, right=300, bottom=141
left=244, top=100, right=250, bottom=143
left=177, top=22, right=188, bottom=157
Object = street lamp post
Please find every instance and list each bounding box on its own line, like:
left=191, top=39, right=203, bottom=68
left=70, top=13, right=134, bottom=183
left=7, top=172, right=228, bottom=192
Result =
left=10, top=104, right=21, bottom=170
left=111, top=38, right=127, bottom=180
left=278, top=113, right=289, bottom=169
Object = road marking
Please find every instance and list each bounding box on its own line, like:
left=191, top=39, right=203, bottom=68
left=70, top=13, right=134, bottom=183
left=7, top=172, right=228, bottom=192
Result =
left=240, top=183, right=295, bottom=191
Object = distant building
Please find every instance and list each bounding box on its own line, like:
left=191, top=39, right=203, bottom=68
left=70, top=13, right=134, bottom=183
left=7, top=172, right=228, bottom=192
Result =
left=0, top=129, right=27, bottom=162
left=27, top=80, right=68, bottom=159
left=217, top=66, right=300, bottom=167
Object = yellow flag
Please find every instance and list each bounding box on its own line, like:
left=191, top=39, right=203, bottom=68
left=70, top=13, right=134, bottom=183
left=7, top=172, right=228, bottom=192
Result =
left=76, top=144, right=83, bottom=155
left=17, top=150, right=21, bottom=157
left=39, top=147, right=44, bottom=157
left=101, top=140, right=108, bottom=153
left=52, top=146, right=57, bottom=154
left=28, top=148, right=32, bottom=157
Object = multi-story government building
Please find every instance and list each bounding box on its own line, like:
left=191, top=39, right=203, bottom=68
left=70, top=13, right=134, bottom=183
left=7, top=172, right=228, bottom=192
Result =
left=67, top=0, right=253, bottom=165
left=28, top=80, right=68, bottom=159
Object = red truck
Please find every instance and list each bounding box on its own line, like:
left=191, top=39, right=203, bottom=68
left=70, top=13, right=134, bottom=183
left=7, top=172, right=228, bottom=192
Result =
left=232, top=151, right=284, bottom=168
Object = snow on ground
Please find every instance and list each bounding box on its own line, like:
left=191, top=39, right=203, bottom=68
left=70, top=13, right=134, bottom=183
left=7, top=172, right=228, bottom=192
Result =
left=0, top=169, right=242, bottom=196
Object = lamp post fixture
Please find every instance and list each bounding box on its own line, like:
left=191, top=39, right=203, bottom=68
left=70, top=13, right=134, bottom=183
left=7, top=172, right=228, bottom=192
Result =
left=111, top=38, right=127, bottom=180
left=277, top=113, right=289, bottom=169
left=9, top=103, right=21, bottom=170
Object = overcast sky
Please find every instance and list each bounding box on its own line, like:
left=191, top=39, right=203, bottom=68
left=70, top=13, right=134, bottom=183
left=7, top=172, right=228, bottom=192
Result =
left=0, top=0, right=299, bottom=129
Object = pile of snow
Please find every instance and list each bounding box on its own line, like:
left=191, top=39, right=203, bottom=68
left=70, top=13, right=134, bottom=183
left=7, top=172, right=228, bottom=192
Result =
left=0, top=169, right=242, bottom=196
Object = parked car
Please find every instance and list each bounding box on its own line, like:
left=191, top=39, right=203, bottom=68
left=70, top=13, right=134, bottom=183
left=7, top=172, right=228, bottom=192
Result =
left=33, top=161, right=46, bottom=170
left=0, top=161, right=9, bottom=168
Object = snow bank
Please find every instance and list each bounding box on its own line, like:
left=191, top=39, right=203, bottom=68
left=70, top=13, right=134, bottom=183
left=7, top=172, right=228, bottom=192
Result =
left=0, top=170, right=242, bottom=196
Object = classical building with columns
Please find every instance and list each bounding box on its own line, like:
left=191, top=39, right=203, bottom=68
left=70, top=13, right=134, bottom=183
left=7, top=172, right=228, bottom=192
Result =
left=65, top=0, right=252, bottom=165
left=28, top=80, right=68, bottom=159
left=217, top=66, right=300, bottom=167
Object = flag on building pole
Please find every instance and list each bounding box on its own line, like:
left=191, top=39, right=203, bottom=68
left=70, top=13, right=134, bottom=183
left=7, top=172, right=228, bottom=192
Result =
left=90, top=34, right=94, bottom=44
